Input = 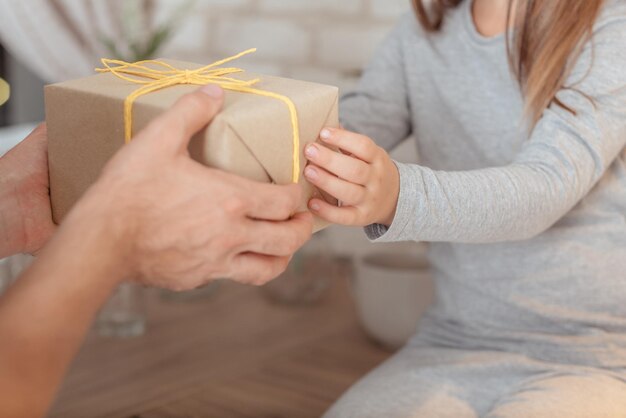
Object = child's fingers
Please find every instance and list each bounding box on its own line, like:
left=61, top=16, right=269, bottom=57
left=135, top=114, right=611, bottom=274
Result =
left=304, top=143, right=370, bottom=185
left=309, top=198, right=360, bottom=226
left=304, top=164, right=366, bottom=206
left=319, top=128, right=378, bottom=163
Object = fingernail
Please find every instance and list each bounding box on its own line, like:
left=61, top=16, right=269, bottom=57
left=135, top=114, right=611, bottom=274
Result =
left=304, top=166, right=318, bottom=180
left=200, top=84, right=223, bottom=98
left=310, top=201, right=320, bottom=211
left=305, top=144, right=319, bottom=159
left=320, top=129, right=332, bottom=140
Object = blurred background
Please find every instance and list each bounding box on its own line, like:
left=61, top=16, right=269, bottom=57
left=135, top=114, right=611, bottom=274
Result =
left=0, top=1, right=432, bottom=417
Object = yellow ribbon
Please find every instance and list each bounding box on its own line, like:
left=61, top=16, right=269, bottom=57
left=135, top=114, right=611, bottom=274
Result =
left=96, top=48, right=301, bottom=183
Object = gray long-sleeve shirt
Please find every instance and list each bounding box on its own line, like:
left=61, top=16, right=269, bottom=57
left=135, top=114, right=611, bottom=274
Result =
left=340, top=0, right=626, bottom=367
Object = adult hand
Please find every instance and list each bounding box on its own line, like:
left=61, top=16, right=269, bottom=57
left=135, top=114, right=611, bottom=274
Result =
left=0, top=124, right=56, bottom=258
left=71, top=84, right=313, bottom=290
left=0, top=85, right=313, bottom=418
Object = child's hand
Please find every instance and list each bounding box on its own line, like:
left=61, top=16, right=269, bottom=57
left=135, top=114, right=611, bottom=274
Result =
left=304, top=127, right=400, bottom=227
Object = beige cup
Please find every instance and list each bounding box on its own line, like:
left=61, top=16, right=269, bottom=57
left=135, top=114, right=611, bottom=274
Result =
left=352, top=245, right=434, bottom=349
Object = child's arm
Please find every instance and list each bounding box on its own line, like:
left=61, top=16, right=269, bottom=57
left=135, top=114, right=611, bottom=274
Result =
left=309, top=111, right=624, bottom=243
left=310, top=16, right=626, bottom=244
left=340, top=15, right=414, bottom=152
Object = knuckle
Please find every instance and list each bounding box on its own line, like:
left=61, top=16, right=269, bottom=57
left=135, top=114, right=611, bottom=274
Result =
left=374, top=145, right=385, bottom=159
left=275, top=193, right=296, bottom=218
left=348, top=188, right=365, bottom=205
left=365, top=143, right=378, bottom=158
left=352, top=164, right=372, bottom=185
left=223, top=196, right=247, bottom=216
left=352, top=164, right=369, bottom=182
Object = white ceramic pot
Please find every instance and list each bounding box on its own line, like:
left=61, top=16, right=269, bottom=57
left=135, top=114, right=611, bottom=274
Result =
left=352, top=244, right=434, bottom=350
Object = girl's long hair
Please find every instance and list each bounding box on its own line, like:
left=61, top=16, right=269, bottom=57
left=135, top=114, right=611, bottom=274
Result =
left=412, top=0, right=604, bottom=125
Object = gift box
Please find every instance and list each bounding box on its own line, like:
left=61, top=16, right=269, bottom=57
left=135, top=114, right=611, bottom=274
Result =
left=45, top=55, right=339, bottom=231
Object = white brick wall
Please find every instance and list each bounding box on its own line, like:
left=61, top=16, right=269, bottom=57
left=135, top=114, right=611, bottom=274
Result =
left=370, top=0, right=413, bottom=19
left=215, top=18, right=311, bottom=62
left=259, top=0, right=363, bottom=15
left=158, top=0, right=410, bottom=92
left=316, top=25, right=390, bottom=70
left=196, top=0, right=252, bottom=8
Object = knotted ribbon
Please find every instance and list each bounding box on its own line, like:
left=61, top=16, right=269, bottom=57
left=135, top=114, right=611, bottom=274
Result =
left=96, top=48, right=301, bottom=183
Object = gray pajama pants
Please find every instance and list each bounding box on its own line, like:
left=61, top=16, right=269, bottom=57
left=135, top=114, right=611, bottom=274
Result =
left=323, top=342, right=626, bottom=418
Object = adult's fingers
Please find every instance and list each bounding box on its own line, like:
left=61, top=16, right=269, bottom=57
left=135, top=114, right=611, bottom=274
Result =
left=243, top=211, right=313, bottom=256
left=229, top=253, right=292, bottom=285
left=318, top=127, right=378, bottom=162
left=304, top=164, right=366, bottom=206
left=304, top=142, right=370, bottom=184
left=139, top=85, right=225, bottom=151
left=245, top=182, right=304, bottom=221
left=186, top=164, right=304, bottom=221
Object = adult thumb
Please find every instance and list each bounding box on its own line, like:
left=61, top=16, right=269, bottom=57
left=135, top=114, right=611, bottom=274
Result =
left=138, top=84, right=225, bottom=151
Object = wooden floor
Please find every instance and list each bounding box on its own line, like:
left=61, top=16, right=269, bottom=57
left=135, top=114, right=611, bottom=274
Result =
left=49, top=273, right=391, bottom=418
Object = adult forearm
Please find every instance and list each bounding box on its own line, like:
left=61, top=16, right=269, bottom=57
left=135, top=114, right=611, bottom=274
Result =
left=0, top=124, right=55, bottom=258
left=0, top=189, right=127, bottom=418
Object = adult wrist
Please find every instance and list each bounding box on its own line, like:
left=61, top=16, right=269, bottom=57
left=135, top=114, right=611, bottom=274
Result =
left=61, top=180, right=135, bottom=286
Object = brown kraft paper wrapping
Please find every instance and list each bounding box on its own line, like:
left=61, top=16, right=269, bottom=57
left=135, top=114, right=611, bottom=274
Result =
left=45, top=59, right=339, bottom=232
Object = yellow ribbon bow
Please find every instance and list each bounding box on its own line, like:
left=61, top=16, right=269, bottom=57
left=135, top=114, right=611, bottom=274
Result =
left=96, top=48, right=301, bottom=183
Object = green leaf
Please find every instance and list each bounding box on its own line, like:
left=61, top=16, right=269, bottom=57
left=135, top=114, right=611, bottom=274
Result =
left=99, top=34, right=125, bottom=61
left=142, top=26, right=172, bottom=60
left=129, top=41, right=144, bottom=61
left=97, top=0, right=197, bottom=61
